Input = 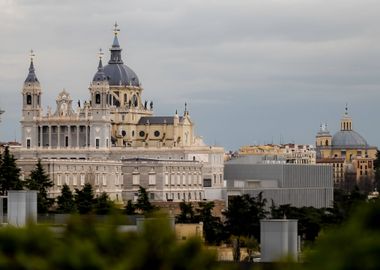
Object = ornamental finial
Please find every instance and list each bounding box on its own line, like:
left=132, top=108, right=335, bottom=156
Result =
left=113, top=22, right=120, bottom=36
left=98, top=48, right=104, bottom=60
left=30, top=49, right=35, bottom=62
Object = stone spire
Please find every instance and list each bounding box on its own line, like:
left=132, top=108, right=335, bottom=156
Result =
left=109, top=22, right=123, bottom=64
left=25, top=50, right=39, bottom=83
left=93, top=48, right=107, bottom=81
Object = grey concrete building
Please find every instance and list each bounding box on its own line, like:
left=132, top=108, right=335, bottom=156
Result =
left=224, top=156, right=334, bottom=208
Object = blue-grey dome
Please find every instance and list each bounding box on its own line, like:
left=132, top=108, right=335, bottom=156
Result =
left=95, top=33, right=140, bottom=86
left=103, top=63, right=139, bottom=86
left=332, top=130, right=368, bottom=148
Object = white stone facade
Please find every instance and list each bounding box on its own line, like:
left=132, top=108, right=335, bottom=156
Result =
left=15, top=27, right=225, bottom=202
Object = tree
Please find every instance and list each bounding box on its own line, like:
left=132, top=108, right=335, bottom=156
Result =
left=125, top=200, right=136, bottom=215
left=94, top=192, right=114, bottom=215
left=224, top=193, right=268, bottom=241
left=135, top=186, right=155, bottom=214
left=304, top=199, right=380, bottom=270
left=56, top=184, right=76, bottom=213
left=24, top=159, right=54, bottom=213
left=176, top=201, right=196, bottom=223
left=223, top=193, right=268, bottom=261
left=75, top=183, right=95, bottom=214
left=0, top=146, right=23, bottom=194
left=195, top=201, right=224, bottom=245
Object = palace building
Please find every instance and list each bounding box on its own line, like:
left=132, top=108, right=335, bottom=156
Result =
left=15, top=26, right=224, bottom=202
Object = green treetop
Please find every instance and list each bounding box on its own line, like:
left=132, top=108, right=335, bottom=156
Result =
left=57, top=184, right=76, bottom=214
left=75, top=183, right=95, bottom=214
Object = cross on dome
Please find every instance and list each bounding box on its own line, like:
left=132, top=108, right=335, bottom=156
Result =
left=113, top=22, right=120, bottom=36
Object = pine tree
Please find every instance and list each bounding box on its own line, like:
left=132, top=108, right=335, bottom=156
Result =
left=57, top=184, right=76, bottom=213
left=75, top=183, right=95, bottom=214
left=176, top=201, right=196, bottom=223
left=94, top=192, right=114, bottom=215
left=135, top=186, right=155, bottom=214
left=0, top=146, right=23, bottom=194
left=25, top=159, right=54, bottom=213
left=125, top=200, right=136, bottom=215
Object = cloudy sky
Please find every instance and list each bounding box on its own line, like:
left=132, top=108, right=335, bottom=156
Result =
left=0, top=0, right=379, bottom=151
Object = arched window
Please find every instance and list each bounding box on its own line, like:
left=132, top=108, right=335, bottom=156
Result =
left=325, top=140, right=328, bottom=146
left=95, top=93, right=101, bottom=104
left=26, top=94, right=32, bottom=105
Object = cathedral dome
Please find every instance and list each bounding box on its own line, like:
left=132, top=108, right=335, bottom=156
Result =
left=94, top=30, right=140, bottom=86
left=103, top=63, right=139, bottom=86
left=331, top=130, right=368, bottom=148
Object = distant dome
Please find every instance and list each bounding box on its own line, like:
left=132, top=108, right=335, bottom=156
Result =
left=332, top=130, right=368, bottom=148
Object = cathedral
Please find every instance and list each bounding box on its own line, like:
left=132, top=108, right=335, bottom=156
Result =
left=16, top=26, right=224, bottom=202
left=316, top=107, right=377, bottom=190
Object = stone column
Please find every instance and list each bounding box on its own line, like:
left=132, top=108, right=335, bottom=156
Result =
left=48, top=125, right=52, bottom=149
left=39, top=125, right=43, bottom=148
left=85, top=125, right=88, bottom=148
left=57, top=125, right=60, bottom=148
left=68, top=125, right=71, bottom=148
left=76, top=125, right=79, bottom=148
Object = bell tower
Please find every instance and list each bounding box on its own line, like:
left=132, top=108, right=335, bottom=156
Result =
left=89, top=50, right=112, bottom=150
left=21, top=51, right=42, bottom=149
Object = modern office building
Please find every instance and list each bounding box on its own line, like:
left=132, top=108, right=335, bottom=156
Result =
left=224, top=156, right=334, bottom=208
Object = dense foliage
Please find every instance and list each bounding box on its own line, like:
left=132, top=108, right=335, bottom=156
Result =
left=0, top=214, right=220, bottom=270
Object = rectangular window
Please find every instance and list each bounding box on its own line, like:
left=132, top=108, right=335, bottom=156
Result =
left=26, top=139, right=31, bottom=149
left=149, top=174, right=156, bottom=185
left=203, top=179, right=212, bottom=187
left=95, top=174, right=99, bottom=186
left=176, top=174, right=180, bottom=186
left=234, top=180, right=245, bottom=188
left=165, top=173, right=169, bottom=185
left=102, top=175, right=107, bottom=186
left=65, top=175, right=70, bottom=185
left=115, top=174, right=119, bottom=186
left=57, top=174, right=62, bottom=186
left=73, top=175, right=77, bottom=186
left=95, top=138, right=100, bottom=149
left=80, top=174, right=85, bottom=186
left=150, top=193, right=155, bottom=200
left=132, top=174, right=140, bottom=185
